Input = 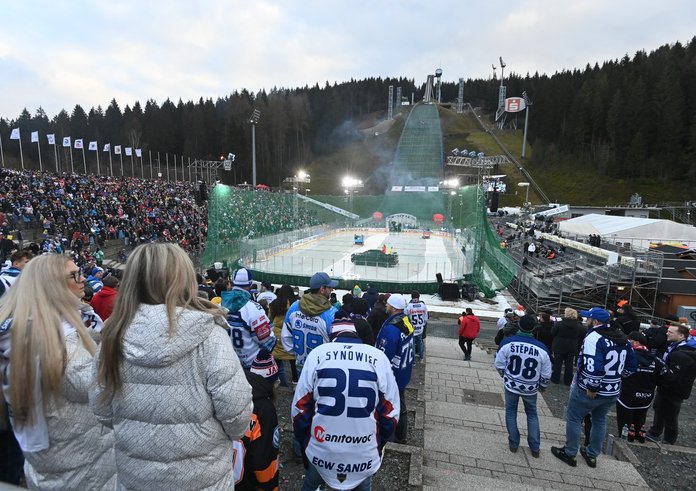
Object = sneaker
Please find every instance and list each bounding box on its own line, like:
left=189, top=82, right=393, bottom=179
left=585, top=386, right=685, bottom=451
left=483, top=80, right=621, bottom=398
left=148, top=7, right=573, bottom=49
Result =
left=509, top=444, right=518, bottom=453
left=551, top=446, right=577, bottom=467
left=580, top=447, right=597, bottom=468
left=531, top=449, right=540, bottom=458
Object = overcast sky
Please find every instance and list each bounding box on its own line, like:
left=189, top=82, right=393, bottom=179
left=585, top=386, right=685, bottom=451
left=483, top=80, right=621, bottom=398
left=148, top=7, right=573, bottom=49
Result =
left=1, top=0, right=695, bottom=120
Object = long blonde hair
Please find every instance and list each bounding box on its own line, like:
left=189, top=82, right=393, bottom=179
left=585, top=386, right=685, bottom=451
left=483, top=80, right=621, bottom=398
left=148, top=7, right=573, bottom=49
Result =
left=0, top=254, right=95, bottom=425
left=96, top=243, right=225, bottom=399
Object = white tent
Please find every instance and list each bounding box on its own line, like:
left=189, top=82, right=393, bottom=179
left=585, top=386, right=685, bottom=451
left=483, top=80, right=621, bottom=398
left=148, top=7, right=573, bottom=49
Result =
left=558, top=214, right=696, bottom=249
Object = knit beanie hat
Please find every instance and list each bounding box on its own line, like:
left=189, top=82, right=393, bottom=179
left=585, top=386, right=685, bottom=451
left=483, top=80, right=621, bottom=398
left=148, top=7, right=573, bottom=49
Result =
left=250, top=349, right=278, bottom=381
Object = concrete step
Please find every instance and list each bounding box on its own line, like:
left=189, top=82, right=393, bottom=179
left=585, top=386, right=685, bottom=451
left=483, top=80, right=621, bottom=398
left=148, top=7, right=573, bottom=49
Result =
left=421, top=423, right=649, bottom=490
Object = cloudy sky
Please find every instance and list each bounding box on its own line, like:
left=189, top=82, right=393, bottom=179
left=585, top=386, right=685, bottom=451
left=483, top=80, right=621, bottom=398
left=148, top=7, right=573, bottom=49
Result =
left=1, top=0, right=695, bottom=120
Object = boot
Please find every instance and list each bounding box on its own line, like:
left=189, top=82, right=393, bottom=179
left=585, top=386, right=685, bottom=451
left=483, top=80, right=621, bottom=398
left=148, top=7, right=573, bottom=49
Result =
left=628, top=424, right=636, bottom=443
left=638, top=425, right=646, bottom=443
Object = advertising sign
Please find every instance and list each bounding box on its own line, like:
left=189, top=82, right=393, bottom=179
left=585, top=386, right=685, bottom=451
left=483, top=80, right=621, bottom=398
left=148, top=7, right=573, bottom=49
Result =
left=505, top=97, right=526, bottom=113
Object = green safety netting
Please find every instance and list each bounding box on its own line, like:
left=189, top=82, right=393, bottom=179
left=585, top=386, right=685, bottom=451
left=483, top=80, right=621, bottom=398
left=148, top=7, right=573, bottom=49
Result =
left=202, top=185, right=349, bottom=267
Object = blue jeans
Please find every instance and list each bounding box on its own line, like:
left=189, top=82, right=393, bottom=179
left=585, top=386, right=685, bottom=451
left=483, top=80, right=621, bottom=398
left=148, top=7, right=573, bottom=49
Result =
left=564, top=384, right=616, bottom=458
left=301, top=463, right=372, bottom=491
left=414, top=333, right=425, bottom=359
left=504, top=389, right=540, bottom=452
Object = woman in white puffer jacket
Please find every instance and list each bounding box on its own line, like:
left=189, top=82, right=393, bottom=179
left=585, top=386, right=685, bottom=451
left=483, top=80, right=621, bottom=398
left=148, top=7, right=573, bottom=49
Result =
left=90, top=243, right=253, bottom=490
left=0, top=254, right=116, bottom=490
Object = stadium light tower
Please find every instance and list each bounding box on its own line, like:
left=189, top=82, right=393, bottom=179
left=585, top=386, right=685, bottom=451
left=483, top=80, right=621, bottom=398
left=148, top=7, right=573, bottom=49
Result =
left=249, top=109, right=261, bottom=187
left=521, top=91, right=533, bottom=159
left=342, top=176, right=363, bottom=212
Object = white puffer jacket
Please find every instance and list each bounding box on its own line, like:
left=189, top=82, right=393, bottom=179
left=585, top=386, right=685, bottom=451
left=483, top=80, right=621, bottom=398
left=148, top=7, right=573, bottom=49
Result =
left=90, top=305, right=253, bottom=491
left=0, top=323, right=117, bottom=490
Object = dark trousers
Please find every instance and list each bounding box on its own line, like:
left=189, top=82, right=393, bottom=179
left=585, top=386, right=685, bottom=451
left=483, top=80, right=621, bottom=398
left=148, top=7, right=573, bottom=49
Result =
left=395, top=388, right=408, bottom=442
left=616, top=403, right=649, bottom=435
left=459, top=337, right=474, bottom=358
left=649, top=390, right=683, bottom=444
left=551, top=353, right=574, bottom=385
left=0, top=427, right=23, bottom=485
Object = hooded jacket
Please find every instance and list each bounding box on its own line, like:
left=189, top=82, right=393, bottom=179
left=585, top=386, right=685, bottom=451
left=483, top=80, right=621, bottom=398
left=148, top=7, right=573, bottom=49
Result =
left=575, top=324, right=638, bottom=397
left=222, top=288, right=276, bottom=369
left=89, top=305, right=253, bottom=491
left=281, top=292, right=336, bottom=366
left=0, top=320, right=116, bottom=490
left=90, top=285, right=118, bottom=321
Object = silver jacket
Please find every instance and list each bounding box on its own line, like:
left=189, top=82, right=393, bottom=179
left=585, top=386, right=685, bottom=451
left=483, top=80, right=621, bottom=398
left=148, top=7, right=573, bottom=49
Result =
left=0, top=323, right=117, bottom=490
left=90, top=305, right=253, bottom=490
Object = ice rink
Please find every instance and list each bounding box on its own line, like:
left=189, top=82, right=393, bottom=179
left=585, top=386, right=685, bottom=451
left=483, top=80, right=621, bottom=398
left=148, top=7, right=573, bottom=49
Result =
left=249, top=229, right=470, bottom=283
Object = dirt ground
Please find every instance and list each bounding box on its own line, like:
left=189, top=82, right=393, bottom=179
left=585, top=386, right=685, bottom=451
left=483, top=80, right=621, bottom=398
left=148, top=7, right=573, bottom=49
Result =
left=275, top=358, right=425, bottom=490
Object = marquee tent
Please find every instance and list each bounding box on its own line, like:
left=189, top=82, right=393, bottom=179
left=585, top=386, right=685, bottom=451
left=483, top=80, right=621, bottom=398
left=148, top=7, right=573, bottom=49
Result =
left=558, top=214, right=696, bottom=249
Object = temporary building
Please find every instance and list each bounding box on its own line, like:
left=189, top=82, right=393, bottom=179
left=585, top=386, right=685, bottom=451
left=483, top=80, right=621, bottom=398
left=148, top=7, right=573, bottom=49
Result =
left=558, top=214, right=696, bottom=249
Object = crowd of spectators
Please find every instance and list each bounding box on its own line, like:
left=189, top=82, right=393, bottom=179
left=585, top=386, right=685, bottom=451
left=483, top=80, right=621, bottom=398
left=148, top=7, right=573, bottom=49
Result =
left=1, top=169, right=330, bottom=270
left=0, top=169, right=206, bottom=259
left=211, top=187, right=324, bottom=241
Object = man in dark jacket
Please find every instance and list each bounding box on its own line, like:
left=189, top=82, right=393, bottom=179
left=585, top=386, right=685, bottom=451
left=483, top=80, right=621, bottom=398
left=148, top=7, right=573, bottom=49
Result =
left=368, top=293, right=390, bottom=341
left=644, top=316, right=680, bottom=358
left=617, top=332, right=673, bottom=442
left=362, top=283, right=379, bottom=311
left=348, top=298, right=375, bottom=345
left=647, top=324, right=696, bottom=444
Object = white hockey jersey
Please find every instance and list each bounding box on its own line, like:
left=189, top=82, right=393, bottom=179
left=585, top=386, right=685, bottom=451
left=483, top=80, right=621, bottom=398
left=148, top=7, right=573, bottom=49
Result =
left=292, top=336, right=400, bottom=490
left=404, top=301, right=428, bottom=336
left=495, top=333, right=552, bottom=396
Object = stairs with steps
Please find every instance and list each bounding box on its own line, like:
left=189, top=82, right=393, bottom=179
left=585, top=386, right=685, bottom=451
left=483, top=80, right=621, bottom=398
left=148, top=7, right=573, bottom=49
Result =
left=421, top=336, right=650, bottom=490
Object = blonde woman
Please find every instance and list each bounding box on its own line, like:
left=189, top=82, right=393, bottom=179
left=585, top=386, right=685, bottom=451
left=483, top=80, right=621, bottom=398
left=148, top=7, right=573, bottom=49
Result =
left=0, top=254, right=116, bottom=490
left=91, top=243, right=252, bottom=490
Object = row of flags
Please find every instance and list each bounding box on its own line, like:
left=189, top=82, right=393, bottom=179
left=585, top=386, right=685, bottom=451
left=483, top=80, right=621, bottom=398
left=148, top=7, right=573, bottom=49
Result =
left=9, top=128, right=142, bottom=157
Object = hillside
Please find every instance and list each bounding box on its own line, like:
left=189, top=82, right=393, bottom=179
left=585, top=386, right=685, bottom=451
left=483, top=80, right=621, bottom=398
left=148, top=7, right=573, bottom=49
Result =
left=302, top=103, right=696, bottom=209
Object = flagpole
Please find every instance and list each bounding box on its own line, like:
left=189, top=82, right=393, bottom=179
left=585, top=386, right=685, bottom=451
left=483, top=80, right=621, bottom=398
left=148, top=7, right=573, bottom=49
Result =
left=166, top=153, right=170, bottom=181
left=149, top=150, right=153, bottom=180
left=18, top=134, right=24, bottom=170
left=82, top=146, right=87, bottom=174
left=173, top=154, right=177, bottom=181
left=36, top=138, right=42, bottom=172
left=69, top=146, right=74, bottom=174
left=53, top=141, right=58, bottom=173
left=157, top=151, right=161, bottom=178
left=130, top=152, right=134, bottom=177
left=188, top=156, right=192, bottom=182
left=108, top=147, right=113, bottom=176
left=120, top=151, right=124, bottom=177
left=96, top=144, right=100, bottom=175
left=140, top=153, right=144, bottom=177
left=0, top=134, right=4, bottom=167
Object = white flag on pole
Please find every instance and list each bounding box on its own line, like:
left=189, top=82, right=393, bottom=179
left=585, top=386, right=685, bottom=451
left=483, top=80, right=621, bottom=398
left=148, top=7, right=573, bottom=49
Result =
left=47, top=134, right=55, bottom=145
left=31, top=131, right=39, bottom=143
left=10, top=128, right=20, bottom=140
left=114, top=145, right=121, bottom=155
left=103, top=143, right=111, bottom=152
left=125, top=147, right=132, bottom=156
left=63, top=136, right=71, bottom=147
left=88, top=141, right=97, bottom=151
left=74, top=139, right=83, bottom=149
left=135, top=148, right=142, bottom=158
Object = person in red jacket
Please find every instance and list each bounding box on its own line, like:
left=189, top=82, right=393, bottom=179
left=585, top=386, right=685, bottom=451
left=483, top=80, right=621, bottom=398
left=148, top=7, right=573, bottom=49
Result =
left=458, top=308, right=481, bottom=361
left=90, top=275, right=119, bottom=321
